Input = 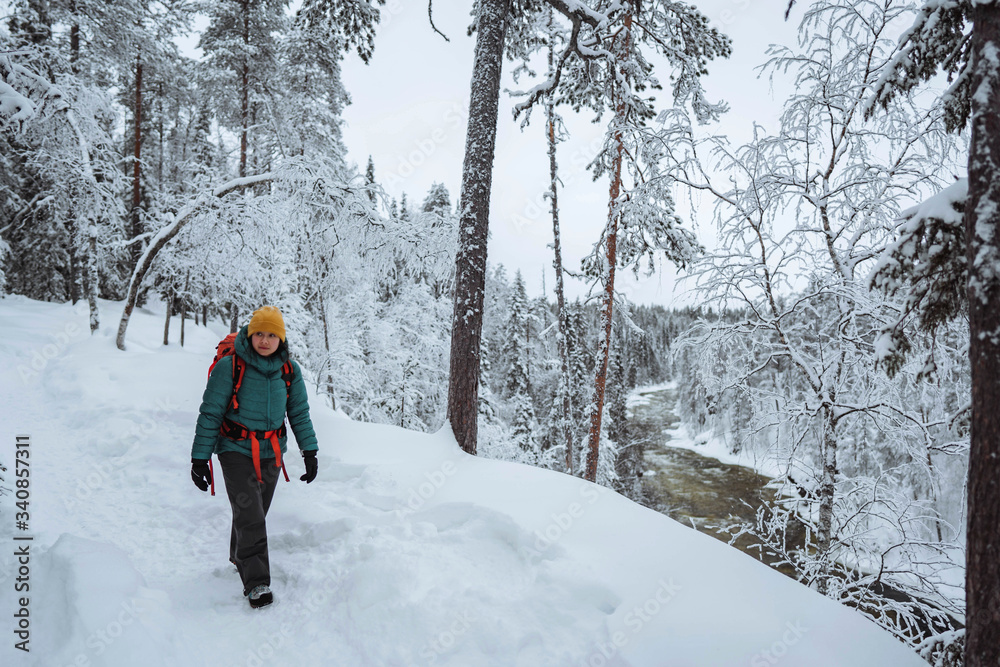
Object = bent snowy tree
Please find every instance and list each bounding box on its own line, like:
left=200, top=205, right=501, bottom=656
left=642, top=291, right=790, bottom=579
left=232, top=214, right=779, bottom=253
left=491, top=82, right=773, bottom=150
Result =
left=115, top=174, right=275, bottom=350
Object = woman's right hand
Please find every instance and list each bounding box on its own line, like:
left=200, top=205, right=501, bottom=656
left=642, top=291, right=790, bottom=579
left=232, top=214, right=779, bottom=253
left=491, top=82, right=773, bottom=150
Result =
left=191, top=458, right=212, bottom=492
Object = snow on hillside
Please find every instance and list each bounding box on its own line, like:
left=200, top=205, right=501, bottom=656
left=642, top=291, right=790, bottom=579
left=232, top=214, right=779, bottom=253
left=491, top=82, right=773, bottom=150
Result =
left=0, top=296, right=929, bottom=666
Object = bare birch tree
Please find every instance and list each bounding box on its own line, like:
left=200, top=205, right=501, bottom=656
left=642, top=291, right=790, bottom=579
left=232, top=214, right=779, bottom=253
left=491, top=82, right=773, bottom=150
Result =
left=667, top=0, right=965, bottom=648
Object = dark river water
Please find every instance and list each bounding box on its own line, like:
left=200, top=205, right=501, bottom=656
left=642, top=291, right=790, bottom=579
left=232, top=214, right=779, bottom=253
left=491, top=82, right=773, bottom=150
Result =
left=632, top=385, right=780, bottom=557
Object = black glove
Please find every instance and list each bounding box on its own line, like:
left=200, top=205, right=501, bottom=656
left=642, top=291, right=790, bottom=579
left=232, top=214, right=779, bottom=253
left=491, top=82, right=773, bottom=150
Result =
left=191, top=458, right=212, bottom=492
left=300, top=450, right=318, bottom=483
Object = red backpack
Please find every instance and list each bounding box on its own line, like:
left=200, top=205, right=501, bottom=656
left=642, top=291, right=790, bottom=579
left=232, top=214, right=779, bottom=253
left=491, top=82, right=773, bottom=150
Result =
left=205, top=332, right=296, bottom=495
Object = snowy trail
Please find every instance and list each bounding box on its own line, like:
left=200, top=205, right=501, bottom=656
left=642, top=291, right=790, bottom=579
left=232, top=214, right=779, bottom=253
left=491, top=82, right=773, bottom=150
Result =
left=0, top=296, right=930, bottom=666
left=0, top=298, right=616, bottom=666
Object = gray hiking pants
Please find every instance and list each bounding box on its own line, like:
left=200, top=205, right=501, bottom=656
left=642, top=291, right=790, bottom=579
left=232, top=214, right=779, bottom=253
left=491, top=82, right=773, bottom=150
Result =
left=218, top=451, right=281, bottom=596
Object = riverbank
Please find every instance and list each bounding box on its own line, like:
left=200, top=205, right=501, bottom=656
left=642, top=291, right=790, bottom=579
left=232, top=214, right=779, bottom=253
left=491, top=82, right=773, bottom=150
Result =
left=629, top=382, right=964, bottom=655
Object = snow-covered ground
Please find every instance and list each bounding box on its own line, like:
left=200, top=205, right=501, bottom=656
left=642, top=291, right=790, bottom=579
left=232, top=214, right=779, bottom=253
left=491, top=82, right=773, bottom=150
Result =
left=0, top=296, right=929, bottom=666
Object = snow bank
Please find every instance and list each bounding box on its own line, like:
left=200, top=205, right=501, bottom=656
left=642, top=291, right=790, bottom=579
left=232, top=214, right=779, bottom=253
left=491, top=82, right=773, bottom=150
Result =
left=31, top=534, right=176, bottom=665
left=0, top=296, right=928, bottom=666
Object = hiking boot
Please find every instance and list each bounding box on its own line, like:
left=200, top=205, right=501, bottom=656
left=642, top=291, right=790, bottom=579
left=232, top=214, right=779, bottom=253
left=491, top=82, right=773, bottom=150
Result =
left=248, top=584, right=273, bottom=609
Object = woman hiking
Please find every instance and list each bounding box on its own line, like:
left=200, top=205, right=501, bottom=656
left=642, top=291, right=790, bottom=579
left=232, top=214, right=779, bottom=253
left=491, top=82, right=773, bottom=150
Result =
left=190, top=305, right=319, bottom=609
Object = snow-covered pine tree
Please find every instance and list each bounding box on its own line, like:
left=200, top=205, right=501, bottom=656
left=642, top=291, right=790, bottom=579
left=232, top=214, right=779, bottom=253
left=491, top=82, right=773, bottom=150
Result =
left=481, top=264, right=512, bottom=384
left=499, top=271, right=541, bottom=457
left=608, top=343, right=641, bottom=500
left=399, top=192, right=411, bottom=222
left=200, top=0, right=288, bottom=178
left=509, top=391, right=540, bottom=461
left=870, top=179, right=968, bottom=380
left=279, top=0, right=372, bottom=160
left=181, top=93, right=226, bottom=192
left=565, top=299, right=593, bottom=446
left=364, top=156, right=376, bottom=203
left=421, top=182, right=451, bottom=217
left=866, top=0, right=1000, bottom=660
left=477, top=335, right=508, bottom=451
left=502, top=270, right=533, bottom=397
left=417, top=183, right=458, bottom=299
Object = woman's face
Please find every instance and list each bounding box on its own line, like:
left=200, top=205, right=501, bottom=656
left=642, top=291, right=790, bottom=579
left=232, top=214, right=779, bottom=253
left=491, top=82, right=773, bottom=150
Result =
left=251, top=331, right=281, bottom=357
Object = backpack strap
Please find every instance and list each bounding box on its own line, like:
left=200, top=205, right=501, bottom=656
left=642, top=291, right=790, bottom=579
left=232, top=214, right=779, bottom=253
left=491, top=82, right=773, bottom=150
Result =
left=221, top=417, right=287, bottom=441
left=230, top=353, right=289, bottom=412
left=281, top=360, right=294, bottom=401
left=230, top=356, right=246, bottom=412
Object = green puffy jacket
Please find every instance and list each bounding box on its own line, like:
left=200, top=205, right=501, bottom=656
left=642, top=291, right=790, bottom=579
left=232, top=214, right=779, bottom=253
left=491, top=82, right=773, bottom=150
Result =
left=191, top=325, right=319, bottom=461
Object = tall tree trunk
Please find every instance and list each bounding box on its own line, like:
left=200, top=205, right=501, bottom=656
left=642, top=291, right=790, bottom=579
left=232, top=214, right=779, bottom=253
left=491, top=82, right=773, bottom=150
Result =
left=924, top=444, right=944, bottom=543
left=251, top=103, right=259, bottom=176
left=180, top=271, right=189, bottom=347
left=545, top=9, right=574, bottom=475
left=239, top=0, right=250, bottom=179
left=68, top=2, right=82, bottom=306
left=965, top=4, right=1000, bottom=664
left=230, top=303, right=239, bottom=334
left=815, top=406, right=838, bottom=595
left=163, top=292, right=172, bottom=345
left=157, top=82, right=164, bottom=190
left=66, top=1, right=99, bottom=331
left=67, top=219, right=80, bottom=304
left=319, top=289, right=336, bottom=406
left=585, top=8, right=632, bottom=482
left=130, top=52, right=143, bottom=272
left=447, top=0, right=511, bottom=455
left=69, top=3, right=79, bottom=74
left=85, top=222, right=98, bottom=332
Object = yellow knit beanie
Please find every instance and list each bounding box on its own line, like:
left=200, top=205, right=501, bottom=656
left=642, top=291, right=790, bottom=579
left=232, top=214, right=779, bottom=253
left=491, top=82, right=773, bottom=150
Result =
left=247, top=305, right=286, bottom=342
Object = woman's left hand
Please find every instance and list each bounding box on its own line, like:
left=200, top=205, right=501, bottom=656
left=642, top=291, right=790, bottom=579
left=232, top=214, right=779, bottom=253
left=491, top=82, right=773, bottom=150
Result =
left=300, top=450, right=318, bottom=483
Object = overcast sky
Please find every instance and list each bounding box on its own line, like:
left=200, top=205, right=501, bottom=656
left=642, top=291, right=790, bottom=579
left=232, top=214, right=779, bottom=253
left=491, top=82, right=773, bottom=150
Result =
left=338, top=0, right=807, bottom=308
